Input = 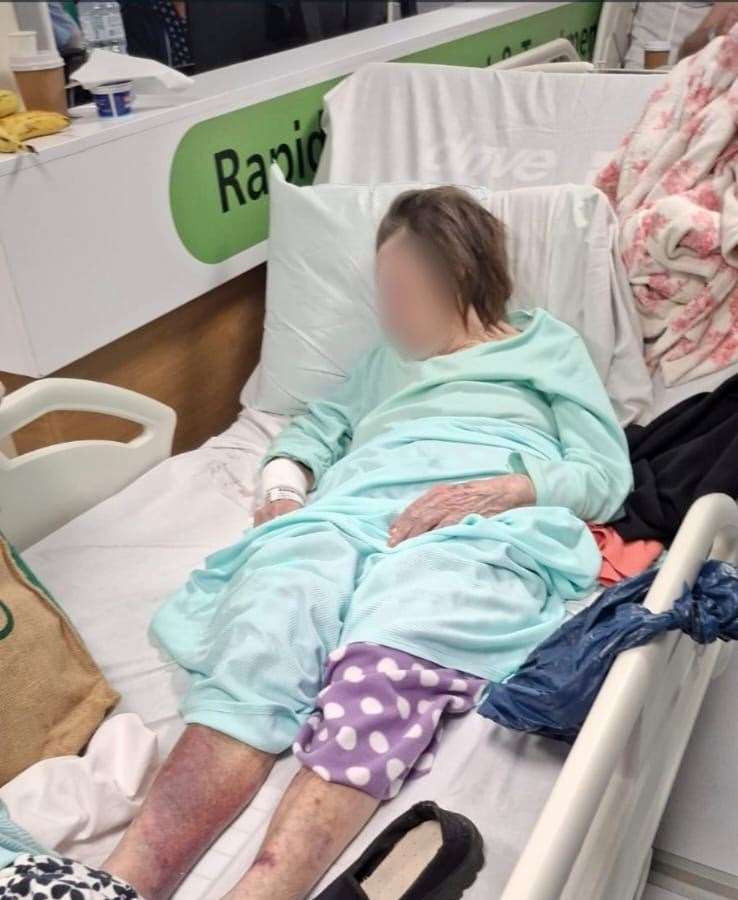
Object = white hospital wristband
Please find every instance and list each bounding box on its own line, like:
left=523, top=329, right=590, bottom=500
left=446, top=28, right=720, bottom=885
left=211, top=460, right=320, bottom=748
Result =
left=265, top=487, right=305, bottom=505
left=261, top=457, right=310, bottom=503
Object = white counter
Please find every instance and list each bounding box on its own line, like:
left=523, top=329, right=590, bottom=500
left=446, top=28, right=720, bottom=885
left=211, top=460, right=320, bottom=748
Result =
left=0, top=1, right=599, bottom=376
left=0, top=2, right=569, bottom=175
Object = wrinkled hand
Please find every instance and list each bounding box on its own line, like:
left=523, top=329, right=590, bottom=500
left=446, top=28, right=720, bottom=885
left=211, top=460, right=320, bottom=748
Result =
left=388, top=474, right=536, bottom=547
left=253, top=499, right=302, bottom=527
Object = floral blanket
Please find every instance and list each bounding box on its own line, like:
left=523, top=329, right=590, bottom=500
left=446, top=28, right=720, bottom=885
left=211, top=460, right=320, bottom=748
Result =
left=596, top=26, right=738, bottom=386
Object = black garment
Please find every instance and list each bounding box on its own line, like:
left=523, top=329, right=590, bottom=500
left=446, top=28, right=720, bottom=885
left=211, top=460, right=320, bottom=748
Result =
left=120, top=0, right=192, bottom=70
left=614, top=372, right=738, bottom=543
left=314, top=801, right=484, bottom=900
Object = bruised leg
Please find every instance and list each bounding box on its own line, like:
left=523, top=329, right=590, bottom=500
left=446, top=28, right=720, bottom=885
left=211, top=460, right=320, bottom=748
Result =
left=104, top=724, right=275, bottom=900
left=224, top=641, right=488, bottom=899
left=224, top=766, right=379, bottom=900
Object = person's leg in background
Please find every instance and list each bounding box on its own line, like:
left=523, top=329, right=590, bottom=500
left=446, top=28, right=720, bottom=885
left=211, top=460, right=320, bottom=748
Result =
left=223, top=643, right=486, bottom=900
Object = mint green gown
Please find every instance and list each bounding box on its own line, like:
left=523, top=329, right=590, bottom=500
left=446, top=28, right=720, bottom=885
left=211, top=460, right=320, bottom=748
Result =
left=152, top=310, right=633, bottom=752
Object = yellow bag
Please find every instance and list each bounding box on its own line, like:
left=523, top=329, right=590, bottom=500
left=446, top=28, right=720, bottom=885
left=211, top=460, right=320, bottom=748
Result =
left=0, top=534, right=119, bottom=785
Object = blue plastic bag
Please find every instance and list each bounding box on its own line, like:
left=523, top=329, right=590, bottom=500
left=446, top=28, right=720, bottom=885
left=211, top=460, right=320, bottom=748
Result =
left=478, top=560, right=738, bottom=743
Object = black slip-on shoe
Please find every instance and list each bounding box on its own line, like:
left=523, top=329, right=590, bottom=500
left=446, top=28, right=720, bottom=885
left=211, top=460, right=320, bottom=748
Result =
left=314, top=801, right=484, bottom=900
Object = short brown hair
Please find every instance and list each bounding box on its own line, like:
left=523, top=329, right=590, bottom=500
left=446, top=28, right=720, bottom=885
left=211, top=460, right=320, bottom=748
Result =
left=376, top=186, right=513, bottom=328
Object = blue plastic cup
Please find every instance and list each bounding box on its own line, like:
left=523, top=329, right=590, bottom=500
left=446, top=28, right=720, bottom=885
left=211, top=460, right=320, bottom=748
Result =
left=91, top=80, right=134, bottom=117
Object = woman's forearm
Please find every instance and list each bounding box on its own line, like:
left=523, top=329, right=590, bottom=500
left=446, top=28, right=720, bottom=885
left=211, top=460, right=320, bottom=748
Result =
left=263, top=398, right=354, bottom=484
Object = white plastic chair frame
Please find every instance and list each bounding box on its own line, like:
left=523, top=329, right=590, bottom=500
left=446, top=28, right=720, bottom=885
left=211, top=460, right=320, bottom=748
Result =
left=0, top=378, right=176, bottom=550
left=489, top=38, right=592, bottom=72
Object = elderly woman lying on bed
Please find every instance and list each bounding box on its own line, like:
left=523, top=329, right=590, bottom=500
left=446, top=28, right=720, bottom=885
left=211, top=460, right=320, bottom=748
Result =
left=103, top=188, right=632, bottom=900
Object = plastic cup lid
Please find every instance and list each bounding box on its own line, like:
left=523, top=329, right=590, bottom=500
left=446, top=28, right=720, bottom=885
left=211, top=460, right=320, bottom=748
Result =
left=9, top=49, right=64, bottom=71
left=644, top=40, right=672, bottom=52
left=90, top=81, right=133, bottom=93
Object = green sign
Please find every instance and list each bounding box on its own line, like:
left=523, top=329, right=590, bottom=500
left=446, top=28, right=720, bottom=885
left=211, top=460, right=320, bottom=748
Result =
left=0, top=600, right=12, bottom=640
left=170, top=1, right=601, bottom=264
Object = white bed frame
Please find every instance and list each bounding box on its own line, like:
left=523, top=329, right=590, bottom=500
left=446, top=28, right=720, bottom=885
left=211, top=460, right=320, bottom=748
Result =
left=503, top=492, right=738, bottom=900
left=0, top=378, right=176, bottom=550
left=1, top=377, right=736, bottom=899
left=489, top=38, right=593, bottom=73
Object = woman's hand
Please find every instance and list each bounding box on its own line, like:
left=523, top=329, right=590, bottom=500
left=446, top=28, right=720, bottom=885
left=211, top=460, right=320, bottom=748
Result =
left=388, top=474, right=536, bottom=546
left=253, top=499, right=302, bottom=527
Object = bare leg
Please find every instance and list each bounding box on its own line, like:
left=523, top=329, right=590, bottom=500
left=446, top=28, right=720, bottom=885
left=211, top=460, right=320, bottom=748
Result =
left=224, top=766, right=379, bottom=900
left=104, top=724, right=275, bottom=900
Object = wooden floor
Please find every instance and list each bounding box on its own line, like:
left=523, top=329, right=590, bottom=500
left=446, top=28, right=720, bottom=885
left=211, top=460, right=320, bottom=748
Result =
left=1, top=265, right=267, bottom=456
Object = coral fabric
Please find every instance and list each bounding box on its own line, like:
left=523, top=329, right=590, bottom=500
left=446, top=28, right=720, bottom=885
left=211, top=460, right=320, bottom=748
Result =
left=588, top=524, right=663, bottom=586
left=596, top=25, right=738, bottom=386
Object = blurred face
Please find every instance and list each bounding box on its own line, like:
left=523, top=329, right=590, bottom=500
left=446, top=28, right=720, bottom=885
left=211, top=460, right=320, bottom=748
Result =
left=375, top=229, right=460, bottom=359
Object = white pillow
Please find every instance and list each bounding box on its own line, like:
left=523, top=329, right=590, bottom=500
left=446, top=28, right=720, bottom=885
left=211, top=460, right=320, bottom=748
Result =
left=252, top=164, right=644, bottom=420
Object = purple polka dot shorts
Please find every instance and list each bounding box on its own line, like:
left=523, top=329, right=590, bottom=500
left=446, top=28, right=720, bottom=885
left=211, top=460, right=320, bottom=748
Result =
left=293, top=643, right=487, bottom=800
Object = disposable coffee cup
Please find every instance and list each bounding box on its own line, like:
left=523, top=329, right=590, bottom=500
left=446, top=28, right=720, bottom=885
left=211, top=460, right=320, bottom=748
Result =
left=9, top=32, right=67, bottom=115
left=644, top=40, right=671, bottom=70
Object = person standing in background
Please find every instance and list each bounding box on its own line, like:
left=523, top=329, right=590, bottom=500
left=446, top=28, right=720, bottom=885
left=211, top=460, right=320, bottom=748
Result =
left=49, top=1, right=84, bottom=54
left=48, top=1, right=86, bottom=94
left=119, top=0, right=193, bottom=70
left=679, top=1, right=738, bottom=57
left=624, top=2, right=711, bottom=68
left=624, top=2, right=738, bottom=69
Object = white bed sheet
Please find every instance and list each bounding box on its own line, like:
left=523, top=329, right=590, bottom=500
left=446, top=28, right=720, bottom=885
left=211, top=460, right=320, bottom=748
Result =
left=13, top=403, right=567, bottom=900
left=316, top=66, right=666, bottom=190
